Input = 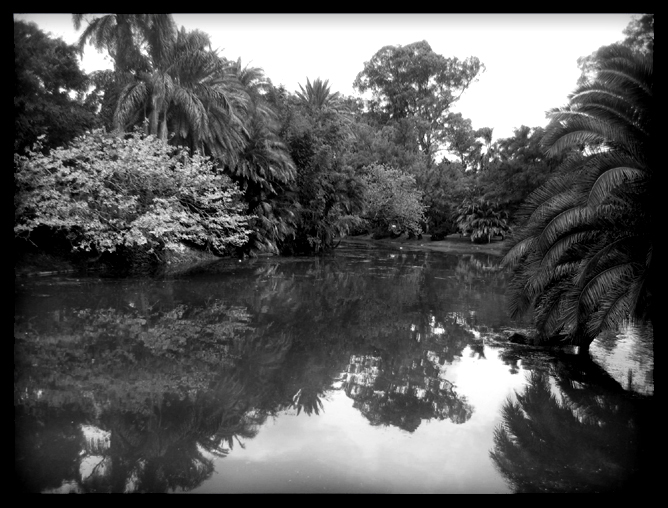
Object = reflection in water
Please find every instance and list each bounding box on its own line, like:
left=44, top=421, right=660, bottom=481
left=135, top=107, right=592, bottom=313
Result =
left=14, top=245, right=653, bottom=493
left=343, top=352, right=473, bottom=432
left=490, top=355, right=654, bottom=493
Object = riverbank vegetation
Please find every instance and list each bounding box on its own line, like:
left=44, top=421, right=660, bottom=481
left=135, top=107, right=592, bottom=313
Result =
left=502, top=35, right=654, bottom=353
left=14, top=14, right=653, bottom=352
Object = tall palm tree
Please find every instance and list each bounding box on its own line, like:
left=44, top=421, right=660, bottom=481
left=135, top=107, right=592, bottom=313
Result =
left=296, top=77, right=353, bottom=135
left=502, top=44, right=653, bottom=353
left=75, top=14, right=248, bottom=160
left=225, top=60, right=298, bottom=254
left=296, top=77, right=341, bottom=111
left=73, top=14, right=172, bottom=74
left=73, top=14, right=173, bottom=134
left=112, top=27, right=248, bottom=162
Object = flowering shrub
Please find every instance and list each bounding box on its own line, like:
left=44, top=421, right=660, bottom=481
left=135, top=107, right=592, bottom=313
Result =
left=14, top=130, right=252, bottom=256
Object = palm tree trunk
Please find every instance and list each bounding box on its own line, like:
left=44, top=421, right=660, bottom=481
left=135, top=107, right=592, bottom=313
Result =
left=159, top=113, right=168, bottom=141
left=149, top=102, right=159, bottom=137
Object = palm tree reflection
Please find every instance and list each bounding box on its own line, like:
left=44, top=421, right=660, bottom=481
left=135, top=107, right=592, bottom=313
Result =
left=490, top=357, right=654, bottom=493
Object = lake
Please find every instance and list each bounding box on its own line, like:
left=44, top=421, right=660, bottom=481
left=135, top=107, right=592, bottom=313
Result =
left=14, top=241, right=655, bottom=493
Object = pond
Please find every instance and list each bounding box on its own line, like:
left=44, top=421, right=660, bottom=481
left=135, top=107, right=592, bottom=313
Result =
left=14, top=242, right=654, bottom=493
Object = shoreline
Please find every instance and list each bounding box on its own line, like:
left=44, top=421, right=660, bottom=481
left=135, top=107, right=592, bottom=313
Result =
left=16, top=233, right=512, bottom=278
left=340, top=233, right=511, bottom=258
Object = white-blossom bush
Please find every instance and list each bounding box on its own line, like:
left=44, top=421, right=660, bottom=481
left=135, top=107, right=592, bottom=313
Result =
left=15, top=130, right=253, bottom=256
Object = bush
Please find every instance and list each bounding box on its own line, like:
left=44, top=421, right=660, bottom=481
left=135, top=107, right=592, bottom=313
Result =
left=455, top=198, right=511, bottom=243
left=14, top=130, right=253, bottom=259
left=361, top=163, right=426, bottom=238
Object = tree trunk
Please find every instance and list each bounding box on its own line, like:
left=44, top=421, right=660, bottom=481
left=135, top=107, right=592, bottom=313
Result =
left=149, top=100, right=159, bottom=137
left=159, top=113, right=168, bottom=141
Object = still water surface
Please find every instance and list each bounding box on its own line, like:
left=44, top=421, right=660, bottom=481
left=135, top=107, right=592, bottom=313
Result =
left=14, top=242, right=654, bottom=493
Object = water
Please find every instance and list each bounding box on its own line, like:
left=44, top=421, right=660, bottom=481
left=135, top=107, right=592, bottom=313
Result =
left=14, top=242, right=654, bottom=493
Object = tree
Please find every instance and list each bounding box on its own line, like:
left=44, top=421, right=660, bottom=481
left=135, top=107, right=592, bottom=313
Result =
left=226, top=63, right=299, bottom=254
left=441, top=112, right=486, bottom=171
left=14, top=130, right=252, bottom=258
left=354, top=41, right=484, bottom=166
left=477, top=125, right=562, bottom=217
left=576, top=14, right=653, bottom=85
left=621, top=13, right=653, bottom=53
left=491, top=369, right=648, bottom=492
left=72, top=14, right=167, bottom=127
left=73, top=14, right=249, bottom=162
left=360, top=163, right=427, bottom=238
left=113, top=27, right=248, bottom=159
left=73, top=15, right=299, bottom=257
left=414, top=160, right=472, bottom=239
left=14, top=20, right=99, bottom=153
left=296, top=77, right=342, bottom=112
left=502, top=43, right=653, bottom=353
left=72, top=14, right=163, bottom=74
left=276, top=83, right=365, bottom=255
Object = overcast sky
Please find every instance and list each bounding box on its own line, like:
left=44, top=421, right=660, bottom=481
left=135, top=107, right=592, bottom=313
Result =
left=15, top=13, right=638, bottom=140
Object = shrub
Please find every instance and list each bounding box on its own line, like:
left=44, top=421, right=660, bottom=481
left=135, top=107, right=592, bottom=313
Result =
left=361, top=163, right=427, bottom=238
left=455, top=198, right=511, bottom=243
left=14, top=130, right=252, bottom=259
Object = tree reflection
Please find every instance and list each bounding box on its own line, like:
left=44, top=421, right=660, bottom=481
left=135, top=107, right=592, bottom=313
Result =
left=14, top=247, right=520, bottom=491
left=343, top=349, right=473, bottom=432
left=490, top=355, right=654, bottom=493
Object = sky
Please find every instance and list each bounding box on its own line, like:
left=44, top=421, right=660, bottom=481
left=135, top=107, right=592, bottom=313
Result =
left=14, top=13, right=639, bottom=141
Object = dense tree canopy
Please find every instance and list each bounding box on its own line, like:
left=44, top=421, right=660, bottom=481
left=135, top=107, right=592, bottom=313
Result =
left=277, top=78, right=365, bottom=254
left=14, top=20, right=99, bottom=153
left=354, top=40, right=484, bottom=166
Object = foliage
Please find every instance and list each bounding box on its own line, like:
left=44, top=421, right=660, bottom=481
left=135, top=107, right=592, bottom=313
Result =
left=114, top=27, right=249, bottom=161
left=278, top=82, right=366, bottom=254
left=491, top=368, right=650, bottom=493
left=14, top=130, right=252, bottom=257
left=225, top=65, right=299, bottom=255
left=441, top=113, right=485, bottom=171
left=502, top=43, right=653, bottom=350
left=477, top=126, right=562, bottom=217
left=455, top=198, right=511, bottom=243
left=361, top=163, right=427, bottom=238
left=622, top=13, right=654, bottom=53
left=72, top=15, right=299, bottom=257
left=14, top=20, right=99, bottom=153
left=354, top=40, right=484, bottom=165
left=296, top=77, right=342, bottom=112
left=576, top=14, right=653, bottom=86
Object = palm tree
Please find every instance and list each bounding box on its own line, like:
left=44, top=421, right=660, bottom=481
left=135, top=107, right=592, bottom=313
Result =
left=502, top=44, right=653, bottom=353
left=296, top=77, right=341, bottom=111
left=75, top=15, right=248, bottom=160
left=73, top=14, right=155, bottom=73
left=113, top=27, right=249, bottom=162
left=491, top=369, right=647, bottom=493
left=225, top=60, right=298, bottom=254
left=73, top=14, right=174, bottom=134
left=296, top=77, right=353, bottom=135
